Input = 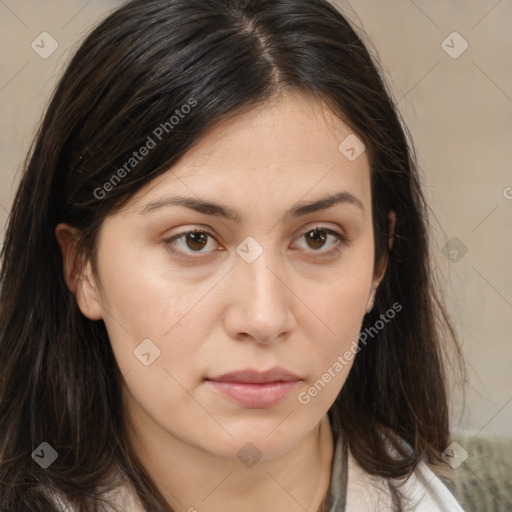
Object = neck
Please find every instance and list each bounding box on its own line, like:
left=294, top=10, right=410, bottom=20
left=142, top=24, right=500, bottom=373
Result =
left=128, top=413, right=335, bottom=512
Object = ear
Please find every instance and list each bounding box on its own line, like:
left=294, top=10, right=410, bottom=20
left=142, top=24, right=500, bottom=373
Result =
left=55, top=223, right=104, bottom=321
left=366, top=210, right=396, bottom=313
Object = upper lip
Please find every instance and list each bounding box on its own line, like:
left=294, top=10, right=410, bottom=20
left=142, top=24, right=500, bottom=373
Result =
left=207, top=367, right=302, bottom=383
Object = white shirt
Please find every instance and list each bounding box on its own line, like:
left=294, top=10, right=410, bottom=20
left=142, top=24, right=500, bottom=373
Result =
left=343, top=444, right=465, bottom=511
left=327, top=432, right=466, bottom=512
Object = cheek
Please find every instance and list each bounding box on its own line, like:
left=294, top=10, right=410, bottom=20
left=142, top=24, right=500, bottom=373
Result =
left=96, top=238, right=185, bottom=325
left=294, top=247, right=374, bottom=399
left=94, top=239, right=220, bottom=389
left=93, top=241, right=179, bottom=365
left=299, top=247, right=373, bottom=337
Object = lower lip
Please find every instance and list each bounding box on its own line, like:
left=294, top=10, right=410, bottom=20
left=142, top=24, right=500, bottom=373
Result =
left=206, top=380, right=300, bottom=408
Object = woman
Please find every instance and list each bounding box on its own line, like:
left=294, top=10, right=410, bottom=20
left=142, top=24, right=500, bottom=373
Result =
left=0, top=0, right=465, bottom=510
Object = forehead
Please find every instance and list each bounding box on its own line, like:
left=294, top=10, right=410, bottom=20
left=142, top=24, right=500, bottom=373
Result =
left=130, top=91, right=371, bottom=214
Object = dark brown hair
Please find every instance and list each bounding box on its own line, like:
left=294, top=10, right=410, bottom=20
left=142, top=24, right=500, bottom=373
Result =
left=0, top=0, right=464, bottom=510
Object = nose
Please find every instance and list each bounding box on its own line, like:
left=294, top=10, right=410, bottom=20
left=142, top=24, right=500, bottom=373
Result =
left=222, top=244, right=295, bottom=344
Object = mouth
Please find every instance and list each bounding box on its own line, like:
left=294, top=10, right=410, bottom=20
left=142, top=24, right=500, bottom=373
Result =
left=205, top=367, right=302, bottom=408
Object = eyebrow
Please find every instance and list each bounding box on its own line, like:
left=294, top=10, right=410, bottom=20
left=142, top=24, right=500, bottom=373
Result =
left=140, top=191, right=364, bottom=221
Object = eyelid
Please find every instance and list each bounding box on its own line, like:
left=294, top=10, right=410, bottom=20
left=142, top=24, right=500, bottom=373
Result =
left=164, top=224, right=348, bottom=258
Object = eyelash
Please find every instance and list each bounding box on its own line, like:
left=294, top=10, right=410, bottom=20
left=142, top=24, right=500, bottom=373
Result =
left=163, top=226, right=347, bottom=259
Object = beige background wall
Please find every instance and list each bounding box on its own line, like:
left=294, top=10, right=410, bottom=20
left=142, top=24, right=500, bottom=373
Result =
left=1, top=1, right=511, bottom=436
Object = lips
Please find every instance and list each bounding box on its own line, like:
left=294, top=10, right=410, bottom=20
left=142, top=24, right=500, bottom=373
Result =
left=205, top=367, right=302, bottom=408
left=208, top=367, right=301, bottom=384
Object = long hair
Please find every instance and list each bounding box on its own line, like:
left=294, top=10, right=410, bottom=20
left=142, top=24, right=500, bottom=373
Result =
left=0, top=0, right=464, bottom=510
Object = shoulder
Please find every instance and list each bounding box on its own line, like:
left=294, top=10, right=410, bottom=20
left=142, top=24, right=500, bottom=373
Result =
left=345, top=439, right=466, bottom=512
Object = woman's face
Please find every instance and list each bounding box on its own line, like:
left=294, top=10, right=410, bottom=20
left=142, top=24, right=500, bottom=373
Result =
left=72, top=91, right=383, bottom=462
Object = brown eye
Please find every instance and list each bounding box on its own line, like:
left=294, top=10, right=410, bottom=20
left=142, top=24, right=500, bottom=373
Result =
left=165, top=229, right=219, bottom=256
left=184, top=232, right=209, bottom=251
left=305, top=228, right=329, bottom=250
left=294, top=226, right=347, bottom=256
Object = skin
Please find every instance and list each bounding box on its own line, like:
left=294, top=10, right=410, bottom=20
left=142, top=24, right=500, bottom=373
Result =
left=57, top=90, right=395, bottom=512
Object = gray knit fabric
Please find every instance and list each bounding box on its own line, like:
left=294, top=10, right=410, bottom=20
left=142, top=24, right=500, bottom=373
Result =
left=324, top=432, right=347, bottom=512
